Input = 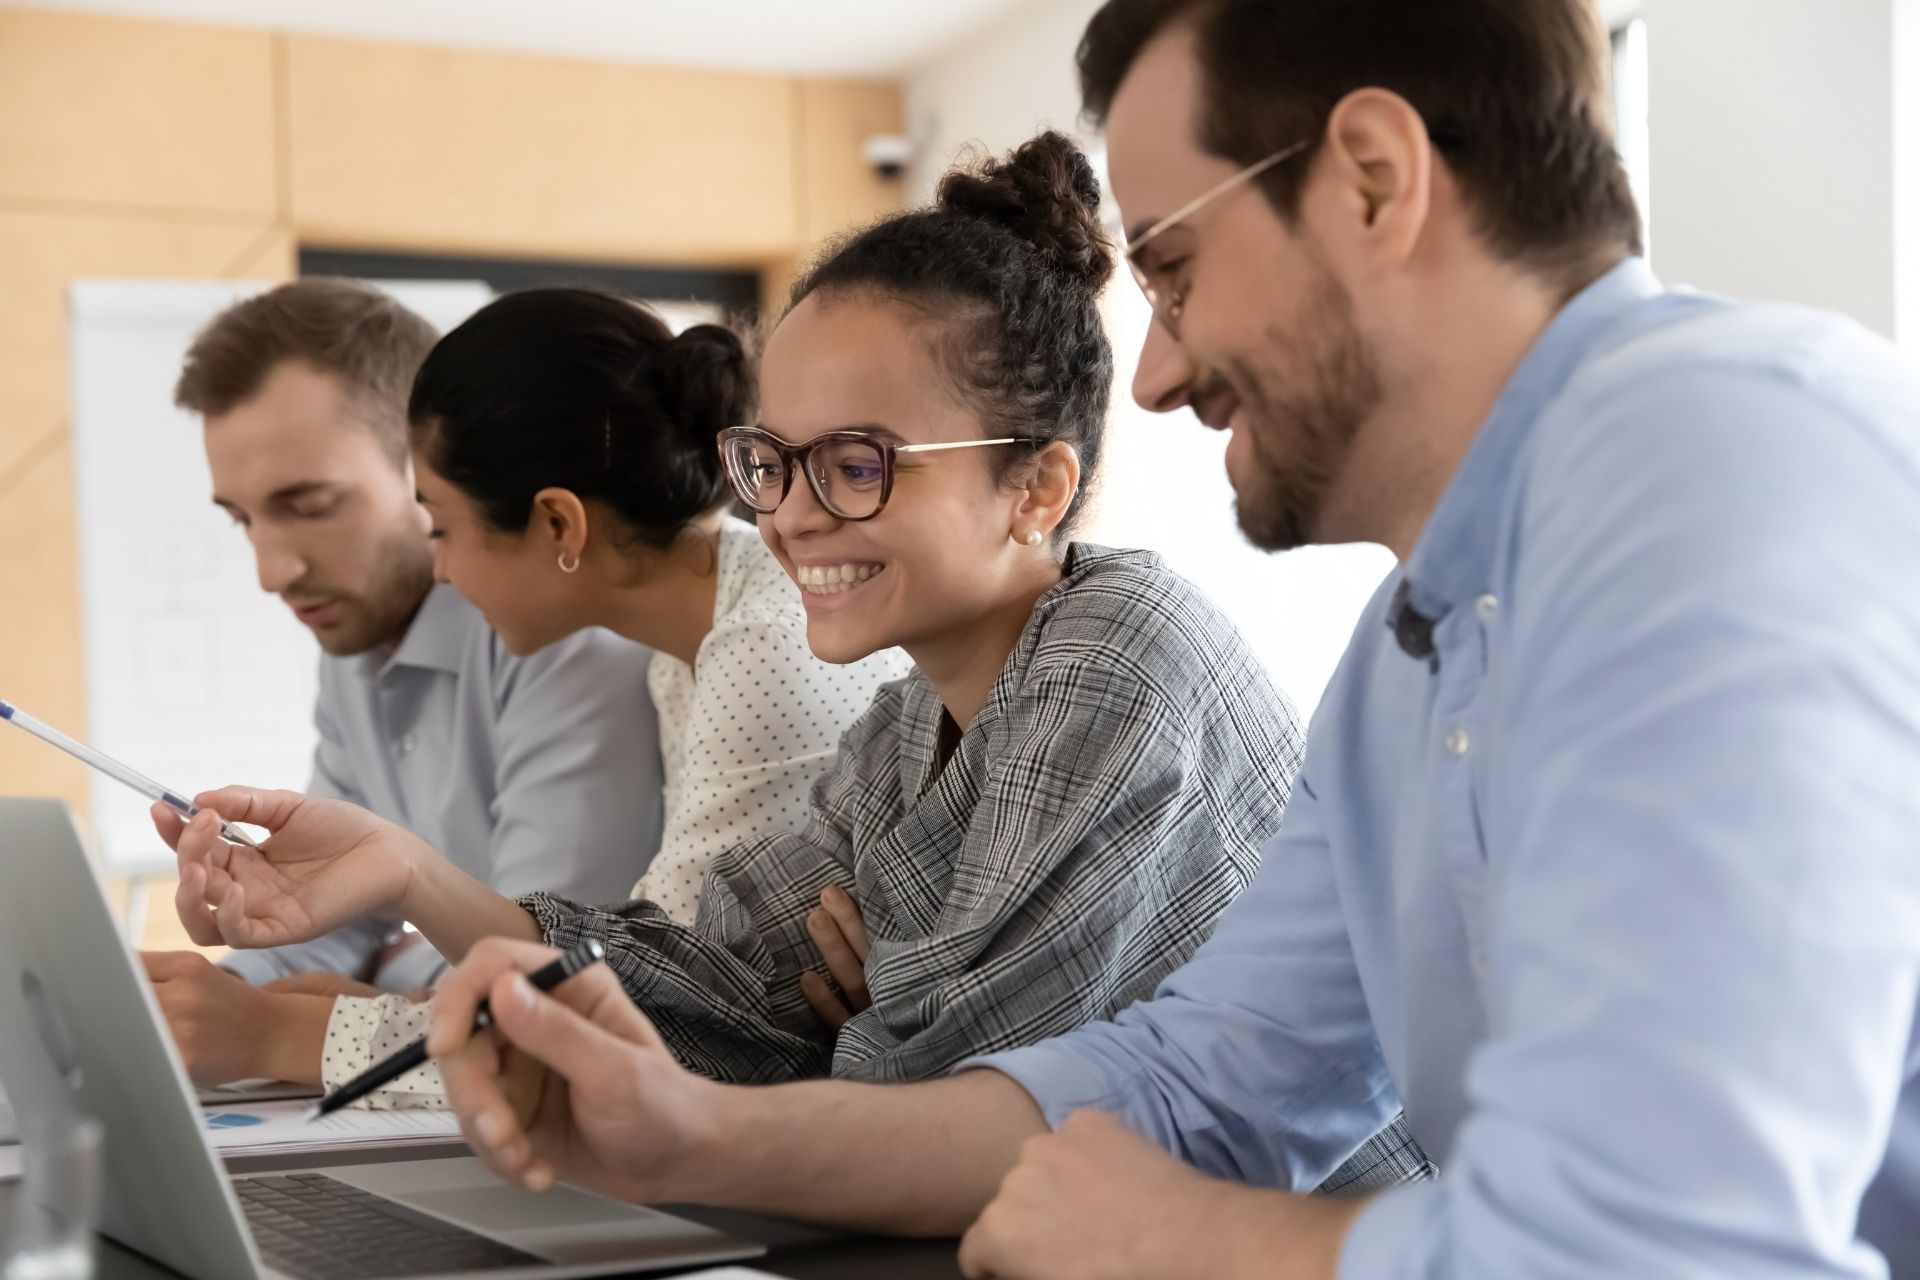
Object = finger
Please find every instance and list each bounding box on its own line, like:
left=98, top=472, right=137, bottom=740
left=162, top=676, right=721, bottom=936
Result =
left=190, top=786, right=305, bottom=833
left=173, top=861, right=224, bottom=948
left=139, top=951, right=205, bottom=981
left=214, top=877, right=266, bottom=949
left=957, top=1209, right=1010, bottom=1280
left=807, top=908, right=870, bottom=1009
left=798, top=970, right=851, bottom=1030
left=427, top=939, right=565, bottom=1059
left=482, top=969, right=661, bottom=1091
left=173, top=808, right=232, bottom=878
left=442, top=1037, right=536, bottom=1186
left=432, top=940, right=663, bottom=1061
left=150, top=802, right=187, bottom=853
left=819, top=885, right=870, bottom=962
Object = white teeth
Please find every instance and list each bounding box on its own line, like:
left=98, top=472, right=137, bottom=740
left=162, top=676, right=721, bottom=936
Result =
left=797, top=563, right=881, bottom=594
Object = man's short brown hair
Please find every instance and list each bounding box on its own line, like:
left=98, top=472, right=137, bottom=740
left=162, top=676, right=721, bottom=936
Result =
left=174, top=278, right=439, bottom=462
left=1079, top=0, right=1643, bottom=287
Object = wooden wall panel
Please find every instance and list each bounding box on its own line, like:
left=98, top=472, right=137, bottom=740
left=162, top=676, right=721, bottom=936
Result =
left=0, top=210, right=291, bottom=818
left=285, top=35, right=800, bottom=265
left=796, top=78, right=908, bottom=251
left=0, top=9, right=279, bottom=216
left=0, top=5, right=899, bottom=927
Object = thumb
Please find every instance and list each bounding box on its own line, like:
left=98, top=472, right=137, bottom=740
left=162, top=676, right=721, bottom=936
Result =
left=482, top=968, right=664, bottom=1089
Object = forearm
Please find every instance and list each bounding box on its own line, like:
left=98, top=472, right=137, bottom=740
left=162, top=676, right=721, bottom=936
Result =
left=257, top=994, right=336, bottom=1086
left=1196, top=1188, right=1369, bottom=1280
left=687, top=1070, right=1044, bottom=1236
left=401, top=856, right=542, bottom=962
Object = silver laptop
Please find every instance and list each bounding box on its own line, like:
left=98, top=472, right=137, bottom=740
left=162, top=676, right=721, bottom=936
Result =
left=0, top=798, right=765, bottom=1280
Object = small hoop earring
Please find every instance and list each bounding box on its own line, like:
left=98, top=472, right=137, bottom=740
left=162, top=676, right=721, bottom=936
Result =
left=557, top=551, right=581, bottom=574
left=1020, top=530, right=1044, bottom=547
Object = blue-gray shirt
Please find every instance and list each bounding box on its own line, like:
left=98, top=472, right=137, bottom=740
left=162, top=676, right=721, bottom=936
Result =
left=977, top=259, right=1920, bottom=1277
left=222, top=585, right=664, bottom=990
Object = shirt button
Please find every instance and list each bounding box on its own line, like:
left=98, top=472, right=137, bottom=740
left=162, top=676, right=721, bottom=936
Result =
left=397, top=733, right=416, bottom=757
left=1445, top=728, right=1471, bottom=758
left=1475, top=593, right=1499, bottom=621
left=1471, top=948, right=1489, bottom=979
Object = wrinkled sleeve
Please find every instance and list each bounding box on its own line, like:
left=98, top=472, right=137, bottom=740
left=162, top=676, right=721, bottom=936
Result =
left=831, top=659, right=1271, bottom=1083
left=514, top=685, right=901, bottom=1084
left=969, top=764, right=1410, bottom=1190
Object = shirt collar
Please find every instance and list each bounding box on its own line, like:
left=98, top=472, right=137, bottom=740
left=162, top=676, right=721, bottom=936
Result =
left=1400, top=257, right=1664, bottom=624
left=372, top=583, right=471, bottom=677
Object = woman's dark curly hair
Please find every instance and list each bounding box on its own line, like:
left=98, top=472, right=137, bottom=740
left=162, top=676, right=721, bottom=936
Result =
left=787, top=130, right=1116, bottom=537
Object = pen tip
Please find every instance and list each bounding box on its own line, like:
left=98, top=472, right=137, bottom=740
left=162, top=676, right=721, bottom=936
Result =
left=302, top=1103, right=323, bottom=1122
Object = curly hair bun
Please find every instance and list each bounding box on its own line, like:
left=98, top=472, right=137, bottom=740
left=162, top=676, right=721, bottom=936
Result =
left=656, top=322, right=755, bottom=448
left=936, top=130, right=1114, bottom=293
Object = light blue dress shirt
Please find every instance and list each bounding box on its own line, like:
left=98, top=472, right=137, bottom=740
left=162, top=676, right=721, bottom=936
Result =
left=975, top=260, right=1920, bottom=1277
left=222, top=585, right=664, bottom=991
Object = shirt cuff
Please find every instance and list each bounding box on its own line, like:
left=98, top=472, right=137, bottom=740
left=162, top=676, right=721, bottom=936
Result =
left=956, top=1037, right=1138, bottom=1130
left=323, top=995, right=446, bottom=1109
left=218, top=949, right=289, bottom=986
left=370, top=940, right=449, bottom=994
left=1338, top=1178, right=1442, bottom=1278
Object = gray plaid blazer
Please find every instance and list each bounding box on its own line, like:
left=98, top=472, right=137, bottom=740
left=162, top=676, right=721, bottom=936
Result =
left=522, top=544, right=1428, bottom=1189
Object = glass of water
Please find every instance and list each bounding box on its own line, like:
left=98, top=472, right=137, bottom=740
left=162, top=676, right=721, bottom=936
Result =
left=3, top=1115, right=103, bottom=1280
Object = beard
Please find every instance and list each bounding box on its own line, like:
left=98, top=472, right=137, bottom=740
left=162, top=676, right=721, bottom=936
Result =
left=1210, top=260, right=1383, bottom=552
left=294, top=525, right=435, bottom=657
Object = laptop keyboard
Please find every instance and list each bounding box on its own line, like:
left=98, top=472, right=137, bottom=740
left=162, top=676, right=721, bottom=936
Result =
left=235, top=1172, right=545, bottom=1278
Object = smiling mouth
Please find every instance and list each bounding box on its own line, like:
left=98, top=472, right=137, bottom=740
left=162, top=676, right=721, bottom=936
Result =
left=1195, top=390, right=1239, bottom=431
left=288, top=598, right=343, bottom=626
left=795, top=563, right=884, bottom=596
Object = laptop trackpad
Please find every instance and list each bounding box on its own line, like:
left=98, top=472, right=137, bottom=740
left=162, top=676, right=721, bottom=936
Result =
left=407, top=1184, right=635, bottom=1234
left=328, top=1158, right=754, bottom=1266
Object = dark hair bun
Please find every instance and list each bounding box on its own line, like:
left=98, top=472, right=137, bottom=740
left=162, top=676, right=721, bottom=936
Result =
left=936, top=131, right=1113, bottom=292
left=656, top=322, right=756, bottom=445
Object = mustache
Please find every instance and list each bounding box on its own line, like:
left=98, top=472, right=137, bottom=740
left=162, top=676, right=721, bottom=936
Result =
left=1189, top=366, right=1232, bottom=404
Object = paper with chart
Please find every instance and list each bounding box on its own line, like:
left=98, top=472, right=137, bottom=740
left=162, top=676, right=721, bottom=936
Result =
left=203, top=1098, right=462, bottom=1157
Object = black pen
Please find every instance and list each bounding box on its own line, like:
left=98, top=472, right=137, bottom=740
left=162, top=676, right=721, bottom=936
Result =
left=303, top=938, right=607, bottom=1121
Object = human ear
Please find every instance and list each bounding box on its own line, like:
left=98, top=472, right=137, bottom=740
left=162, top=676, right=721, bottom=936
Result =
left=1011, top=441, right=1082, bottom=544
left=529, top=488, right=591, bottom=562
left=1319, top=87, right=1434, bottom=270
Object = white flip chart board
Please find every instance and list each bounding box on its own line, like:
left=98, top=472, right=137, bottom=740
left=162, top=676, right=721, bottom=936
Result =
left=65, top=279, right=492, bottom=872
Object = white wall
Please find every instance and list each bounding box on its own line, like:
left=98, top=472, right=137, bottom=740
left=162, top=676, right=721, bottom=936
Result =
left=903, top=0, right=1104, bottom=195
left=1897, top=0, right=1920, bottom=360
left=1645, top=0, right=1897, bottom=336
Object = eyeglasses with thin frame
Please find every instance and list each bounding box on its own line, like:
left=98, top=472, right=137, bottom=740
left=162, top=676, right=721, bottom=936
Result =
left=1123, top=140, right=1311, bottom=336
left=717, top=426, right=1043, bottom=522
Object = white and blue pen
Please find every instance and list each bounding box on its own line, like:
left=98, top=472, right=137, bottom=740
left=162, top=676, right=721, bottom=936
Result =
left=0, top=698, right=261, bottom=849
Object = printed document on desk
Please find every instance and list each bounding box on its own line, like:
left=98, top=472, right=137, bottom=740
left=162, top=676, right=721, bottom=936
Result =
left=203, top=1099, right=461, bottom=1158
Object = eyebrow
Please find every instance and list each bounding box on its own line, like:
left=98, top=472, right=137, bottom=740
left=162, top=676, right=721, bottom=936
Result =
left=1125, top=219, right=1193, bottom=257
left=210, top=481, right=337, bottom=513
left=758, top=422, right=908, bottom=445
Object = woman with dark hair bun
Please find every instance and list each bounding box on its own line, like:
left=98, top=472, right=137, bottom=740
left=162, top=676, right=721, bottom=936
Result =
left=199, top=287, right=907, bottom=1104
left=164, top=139, right=1416, bottom=1203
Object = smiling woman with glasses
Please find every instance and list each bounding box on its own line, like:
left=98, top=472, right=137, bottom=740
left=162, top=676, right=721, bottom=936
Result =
left=161, top=135, right=1413, bottom=1195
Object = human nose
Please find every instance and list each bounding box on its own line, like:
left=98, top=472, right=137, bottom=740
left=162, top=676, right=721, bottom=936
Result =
left=251, top=528, right=307, bottom=595
left=1130, top=315, right=1198, bottom=416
